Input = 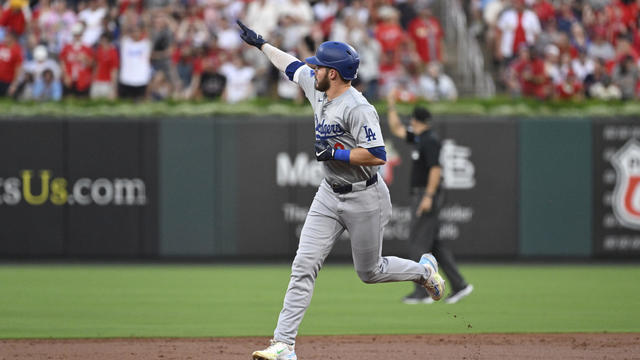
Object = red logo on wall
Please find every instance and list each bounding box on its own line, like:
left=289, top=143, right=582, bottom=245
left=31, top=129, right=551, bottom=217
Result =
left=612, top=139, right=640, bottom=229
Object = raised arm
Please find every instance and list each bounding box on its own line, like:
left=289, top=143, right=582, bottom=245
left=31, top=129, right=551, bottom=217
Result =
left=237, top=20, right=301, bottom=73
left=386, top=88, right=407, bottom=139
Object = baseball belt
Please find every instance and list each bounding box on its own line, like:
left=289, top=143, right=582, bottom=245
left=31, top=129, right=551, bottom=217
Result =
left=332, top=174, right=378, bottom=194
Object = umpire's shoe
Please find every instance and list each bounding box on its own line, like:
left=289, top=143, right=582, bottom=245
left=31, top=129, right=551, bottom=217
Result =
left=419, top=253, right=446, bottom=301
left=252, top=340, right=297, bottom=360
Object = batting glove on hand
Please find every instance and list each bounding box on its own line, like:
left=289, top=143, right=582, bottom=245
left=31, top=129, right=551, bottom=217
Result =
left=315, top=140, right=335, bottom=161
left=237, top=20, right=267, bottom=50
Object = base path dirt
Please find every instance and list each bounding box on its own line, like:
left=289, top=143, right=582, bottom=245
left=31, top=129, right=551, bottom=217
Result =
left=1, top=333, right=638, bottom=360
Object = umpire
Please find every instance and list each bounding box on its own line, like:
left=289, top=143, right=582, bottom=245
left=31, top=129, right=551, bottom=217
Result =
left=387, top=91, right=473, bottom=304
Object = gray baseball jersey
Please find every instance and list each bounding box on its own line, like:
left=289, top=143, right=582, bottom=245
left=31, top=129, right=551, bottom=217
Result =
left=293, top=65, right=385, bottom=186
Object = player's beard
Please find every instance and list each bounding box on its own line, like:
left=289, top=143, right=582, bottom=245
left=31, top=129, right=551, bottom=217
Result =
left=315, top=74, right=330, bottom=92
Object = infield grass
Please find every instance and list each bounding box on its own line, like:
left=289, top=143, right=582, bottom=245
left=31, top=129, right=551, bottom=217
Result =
left=0, top=264, right=638, bottom=338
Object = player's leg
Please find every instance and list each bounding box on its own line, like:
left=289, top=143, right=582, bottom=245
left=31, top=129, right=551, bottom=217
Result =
left=342, top=179, right=427, bottom=284
left=404, top=190, right=440, bottom=301
left=432, top=239, right=473, bottom=303
left=272, top=182, right=345, bottom=345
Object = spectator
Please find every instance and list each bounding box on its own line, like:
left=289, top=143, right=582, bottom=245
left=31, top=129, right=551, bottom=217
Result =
left=0, top=0, right=31, bottom=38
left=149, top=10, right=176, bottom=87
left=570, top=23, right=590, bottom=54
left=278, top=0, right=314, bottom=51
left=554, top=70, right=583, bottom=100
left=78, top=0, right=107, bottom=46
left=353, top=30, right=382, bottom=101
left=543, top=44, right=562, bottom=85
left=38, top=0, right=77, bottom=56
left=520, top=46, right=551, bottom=99
left=172, top=42, right=203, bottom=99
left=342, top=0, right=369, bottom=26
left=418, top=61, right=458, bottom=101
left=91, top=33, right=118, bottom=99
left=23, top=45, right=61, bottom=80
left=533, top=0, right=555, bottom=25
left=199, top=44, right=226, bottom=100
left=312, top=0, right=338, bottom=38
left=375, top=6, right=406, bottom=65
left=505, top=44, right=532, bottom=96
left=216, top=16, right=242, bottom=52
left=32, top=68, right=62, bottom=101
left=118, top=0, right=143, bottom=36
left=219, top=55, right=255, bottom=103
left=175, top=6, right=208, bottom=46
left=244, top=0, right=279, bottom=40
left=571, top=49, right=595, bottom=82
left=60, top=23, right=94, bottom=97
left=588, top=27, right=616, bottom=61
left=580, top=3, right=597, bottom=33
left=584, top=58, right=622, bottom=100
left=556, top=0, right=579, bottom=35
left=613, top=34, right=639, bottom=65
left=392, top=62, right=420, bottom=103
left=378, top=49, right=403, bottom=99
left=11, top=71, right=33, bottom=99
left=495, top=0, right=541, bottom=63
left=408, top=3, right=445, bottom=65
left=119, top=24, right=151, bottom=100
left=148, top=69, right=172, bottom=101
left=0, top=31, right=23, bottom=97
left=11, top=45, right=61, bottom=97
left=612, top=54, right=639, bottom=100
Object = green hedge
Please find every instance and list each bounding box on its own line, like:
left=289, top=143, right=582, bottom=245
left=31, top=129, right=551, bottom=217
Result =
left=1, top=97, right=638, bottom=117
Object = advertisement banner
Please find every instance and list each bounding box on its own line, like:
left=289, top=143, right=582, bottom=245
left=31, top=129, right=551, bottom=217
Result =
left=262, top=115, right=518, bottom=259
left=0, top=120, right=66, bottom=256
left=0, top=119, right=158, bottom=258
left=434, top=116, right=519, bottom=257
left=66, top=119, right=158, bottom=257
left=593, top=119, right=640, bottom=257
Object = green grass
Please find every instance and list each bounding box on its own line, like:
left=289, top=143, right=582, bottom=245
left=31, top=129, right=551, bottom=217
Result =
left=0, top=264, right=638, bottom=339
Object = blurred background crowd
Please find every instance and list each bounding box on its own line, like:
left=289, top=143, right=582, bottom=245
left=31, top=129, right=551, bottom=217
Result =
left=0, top=0, right=639, bottom=102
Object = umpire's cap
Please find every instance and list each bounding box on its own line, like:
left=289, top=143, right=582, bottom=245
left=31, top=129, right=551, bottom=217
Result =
left=305, top=41, right=360, bottom=80
left=412, top=106, right=432, bottom=123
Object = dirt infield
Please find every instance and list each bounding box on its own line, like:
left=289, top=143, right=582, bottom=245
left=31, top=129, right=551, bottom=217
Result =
left=1, top=333, right=638, bottom=360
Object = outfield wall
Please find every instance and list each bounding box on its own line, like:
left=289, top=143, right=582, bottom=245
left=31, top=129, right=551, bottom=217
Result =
left=0, top=116, right=638, bottom=260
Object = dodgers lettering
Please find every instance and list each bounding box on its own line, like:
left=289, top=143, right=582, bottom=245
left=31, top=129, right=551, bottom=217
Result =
left=315, top=116, right=345, bottom=140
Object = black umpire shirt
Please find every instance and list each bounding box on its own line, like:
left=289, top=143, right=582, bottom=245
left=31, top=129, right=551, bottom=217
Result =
left=406, top=128, right=442, bottom=189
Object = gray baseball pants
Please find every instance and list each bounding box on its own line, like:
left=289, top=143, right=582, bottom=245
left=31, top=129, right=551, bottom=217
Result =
left=273, top=178, right=428, bottom=344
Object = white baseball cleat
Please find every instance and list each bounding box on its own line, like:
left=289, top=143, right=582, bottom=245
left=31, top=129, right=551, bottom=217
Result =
left=419, top=253, right=446, bottom=301
left=252, top=340, right=297, bottom=360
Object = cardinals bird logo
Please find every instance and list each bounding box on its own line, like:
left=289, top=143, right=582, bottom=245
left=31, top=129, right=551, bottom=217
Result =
left=611, top=139, right=640, bottom=230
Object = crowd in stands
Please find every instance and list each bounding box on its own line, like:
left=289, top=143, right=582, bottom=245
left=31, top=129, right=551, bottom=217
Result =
left=475, top=0, right=640, bottom=100
left=0, top=0, right=457, bottom=103
left=10, top=0, right=637, bottom=103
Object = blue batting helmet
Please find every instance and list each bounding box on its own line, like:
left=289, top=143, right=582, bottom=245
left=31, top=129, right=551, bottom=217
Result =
left=305, top=41, right=360, bottom=80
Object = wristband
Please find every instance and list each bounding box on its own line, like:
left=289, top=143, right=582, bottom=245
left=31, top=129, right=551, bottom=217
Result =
left=334, top=149, right=351, bottom=163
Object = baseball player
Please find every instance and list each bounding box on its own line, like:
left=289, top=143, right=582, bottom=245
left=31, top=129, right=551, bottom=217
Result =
left=237, top=21, right=445, bottom=360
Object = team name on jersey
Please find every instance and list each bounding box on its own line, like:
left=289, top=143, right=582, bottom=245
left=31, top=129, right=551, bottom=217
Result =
left=315, top=116, right=345, bottom=140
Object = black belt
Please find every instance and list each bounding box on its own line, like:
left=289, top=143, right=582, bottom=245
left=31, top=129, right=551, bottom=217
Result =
left=332, top=174, right=378, bottom=194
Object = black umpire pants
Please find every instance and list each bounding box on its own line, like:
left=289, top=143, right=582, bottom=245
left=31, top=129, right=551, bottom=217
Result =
left=409, top=188, right=467, bottom=293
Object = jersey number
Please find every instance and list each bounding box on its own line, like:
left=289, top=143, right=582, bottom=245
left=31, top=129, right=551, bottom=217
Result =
left=364, top=126, right=377, bottom=142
